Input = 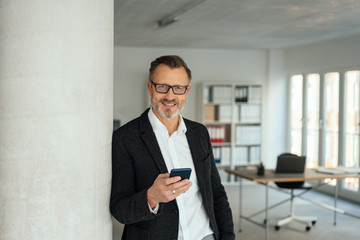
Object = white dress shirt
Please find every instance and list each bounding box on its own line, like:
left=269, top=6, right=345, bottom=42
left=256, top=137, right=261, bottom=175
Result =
left=148, top=108, right=214, bottom=240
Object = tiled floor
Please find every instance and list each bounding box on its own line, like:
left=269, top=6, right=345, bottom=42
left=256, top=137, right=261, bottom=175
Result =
left=228, top=183, right=360, bottom=240
left=112, top=183, right=360, bottom=240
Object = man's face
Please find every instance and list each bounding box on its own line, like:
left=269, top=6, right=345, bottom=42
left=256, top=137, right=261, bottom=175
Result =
left=147, top=64, right=191, bottom=120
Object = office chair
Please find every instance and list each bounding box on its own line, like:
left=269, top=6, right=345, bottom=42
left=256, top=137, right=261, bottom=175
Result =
left=274, top=153, right=317, bottom=231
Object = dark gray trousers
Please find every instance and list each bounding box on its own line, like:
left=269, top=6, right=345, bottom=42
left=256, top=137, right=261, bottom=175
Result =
left=202, top=233, right=216, bottom=240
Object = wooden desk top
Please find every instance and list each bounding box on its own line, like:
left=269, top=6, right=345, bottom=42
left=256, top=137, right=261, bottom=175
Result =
left=226, top=168, right=360, bottom=183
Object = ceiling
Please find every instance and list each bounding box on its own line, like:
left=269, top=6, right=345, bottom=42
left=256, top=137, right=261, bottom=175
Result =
left=114, top=0, right=360, bottom=50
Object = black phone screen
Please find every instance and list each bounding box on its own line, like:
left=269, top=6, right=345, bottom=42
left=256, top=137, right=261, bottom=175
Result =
left=169, top=168, right=192, bottom=180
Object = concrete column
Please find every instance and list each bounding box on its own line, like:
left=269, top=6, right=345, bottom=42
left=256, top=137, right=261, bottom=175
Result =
left=0, top=1, right=113, bottom=239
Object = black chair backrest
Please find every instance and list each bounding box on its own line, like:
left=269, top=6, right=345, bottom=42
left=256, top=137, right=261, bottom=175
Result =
left=275, top=153, right=304, bottom=189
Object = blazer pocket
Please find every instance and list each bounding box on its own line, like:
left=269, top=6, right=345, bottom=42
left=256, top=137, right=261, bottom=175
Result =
left=201, top=153, right=210, bottom=162
left=201, top=153, right=212, bottom=177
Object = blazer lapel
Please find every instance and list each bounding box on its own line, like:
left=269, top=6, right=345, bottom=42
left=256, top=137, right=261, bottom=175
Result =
left=139, top=109, right=168, bottom=173
left=185, top=122, right=208, bottom=199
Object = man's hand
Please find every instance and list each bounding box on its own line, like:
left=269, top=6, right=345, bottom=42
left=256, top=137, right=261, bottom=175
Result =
left=147, top=173, right=192, bottom=209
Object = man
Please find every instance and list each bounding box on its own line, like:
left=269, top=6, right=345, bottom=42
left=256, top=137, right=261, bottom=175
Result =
left=110, top=55, right=235, bottom=240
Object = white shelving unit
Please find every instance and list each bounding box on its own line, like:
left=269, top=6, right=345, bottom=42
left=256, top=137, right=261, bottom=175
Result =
left=198, top=82, right=262, bottom=184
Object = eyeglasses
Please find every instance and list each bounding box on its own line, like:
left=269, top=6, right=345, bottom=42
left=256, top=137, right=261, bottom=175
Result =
left=150, top=80, right=189, bottom=95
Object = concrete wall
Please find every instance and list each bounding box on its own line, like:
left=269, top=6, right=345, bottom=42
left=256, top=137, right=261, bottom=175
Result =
left=0, top=1, right=113, bottom=239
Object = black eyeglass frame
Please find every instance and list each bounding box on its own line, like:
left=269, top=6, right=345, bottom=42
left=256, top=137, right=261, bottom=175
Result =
left=150, top=80, right=189, bottom=95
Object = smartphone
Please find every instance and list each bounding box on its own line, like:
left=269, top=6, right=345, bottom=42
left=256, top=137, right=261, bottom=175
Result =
left=169, top=168, right=192, bottom=180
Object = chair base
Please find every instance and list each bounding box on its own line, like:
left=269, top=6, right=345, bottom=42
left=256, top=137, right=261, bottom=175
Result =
left=275, top=215, right=317, bottom=231
left=274, top=187, right=317, bottom=231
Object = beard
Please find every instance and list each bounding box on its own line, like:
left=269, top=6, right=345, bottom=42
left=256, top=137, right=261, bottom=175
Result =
left=151, top=97, right=185, bottom=119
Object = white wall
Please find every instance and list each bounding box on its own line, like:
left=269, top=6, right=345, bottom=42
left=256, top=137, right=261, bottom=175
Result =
left=114, top=46, right=287, bottom=167
left=264, top=50, right=287, bottom=168
left=284, top=33, right=360, bottom=73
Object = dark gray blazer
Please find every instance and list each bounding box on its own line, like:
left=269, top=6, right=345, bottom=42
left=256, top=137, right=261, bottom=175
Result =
left=110, top=109, right=235, bottom=240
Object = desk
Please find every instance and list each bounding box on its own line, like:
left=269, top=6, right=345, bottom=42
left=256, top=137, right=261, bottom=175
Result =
left=226, top=168, right=360, bottom=240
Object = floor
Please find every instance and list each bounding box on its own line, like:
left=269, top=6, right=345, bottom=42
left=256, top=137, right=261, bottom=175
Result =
left=112, top=183, right=360, bottom=240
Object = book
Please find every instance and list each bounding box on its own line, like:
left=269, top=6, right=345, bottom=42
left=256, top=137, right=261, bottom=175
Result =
left=239, top=104, right=261, bottom=123
left=204, top=105, right=216, bottom=122
left=248, top=86, right=261, bottom=103
left=234, top=147, right=248, bottom=165
left=207, top=125, right=226, bottom=143
left=219, top=105, right=232, bottom=122
left=235, top=86, right=248, bottom=102
left=221, top=147, right=231, bottom=165
left=236, top=125, right=261, bottom=145
left=211, top=86, right=232, bottom=103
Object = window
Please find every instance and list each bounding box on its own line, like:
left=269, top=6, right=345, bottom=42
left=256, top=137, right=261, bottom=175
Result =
left=344, top=71, right=360, bottom=192
left=288, top=70, right=360, bottom=202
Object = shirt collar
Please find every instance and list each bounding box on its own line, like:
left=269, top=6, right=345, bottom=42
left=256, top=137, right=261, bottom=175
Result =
left=148, top=108, right=187, bottom=134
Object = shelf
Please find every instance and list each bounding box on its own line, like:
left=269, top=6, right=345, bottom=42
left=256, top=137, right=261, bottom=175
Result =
left=205, top=101, right=233, bottom=105
left=235, top=101, right=261, bottom=104
left=235, top=143, right=261, bottom=147
left=204, top=121, right=232, bottom=125
left=211, top=142, right=232, bottom=147
left=199, top=82, right=262, bottom=184
left=235, top=122, right=261, bottom=126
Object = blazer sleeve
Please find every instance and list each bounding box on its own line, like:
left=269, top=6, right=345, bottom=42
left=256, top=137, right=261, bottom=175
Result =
left=206, top=129, right=235, bottom=240
left=109, top=129, right=161, bottom=225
